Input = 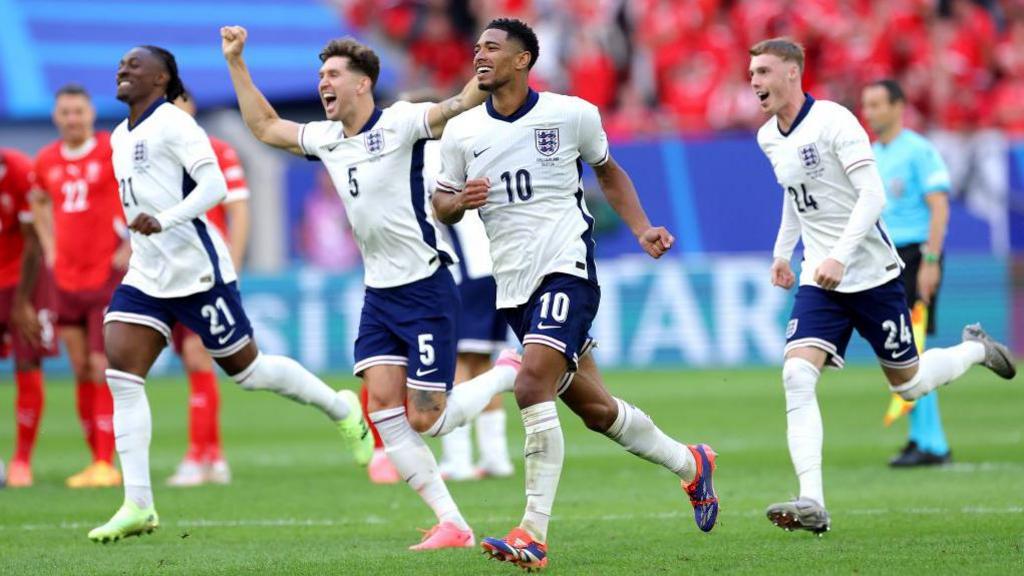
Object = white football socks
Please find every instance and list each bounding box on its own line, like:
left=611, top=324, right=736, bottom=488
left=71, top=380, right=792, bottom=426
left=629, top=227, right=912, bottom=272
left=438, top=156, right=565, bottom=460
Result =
left=440, top=423, right=474, bottom=472
left=476, top=408, right=511, bottom=470
left=425, top=364, right=516, bottom=437
left=233, top=353, right=350, bottom=421
left=782, top=358, right=825, bottom=507
left=106, top=369, right=153, bottom=509
left=371, top=407, right=468, bottom=530
left=604, top=397, right=696, bottom=483
left=520, top=401, right=563, bottom=543
left=890, top=342, right=985, bottom=401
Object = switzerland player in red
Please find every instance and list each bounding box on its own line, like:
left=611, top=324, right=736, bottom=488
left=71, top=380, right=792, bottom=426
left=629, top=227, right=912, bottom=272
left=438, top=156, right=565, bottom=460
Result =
left=165, top=93, right=250, bottom=487
left=32, top=85, right=127, bottom=488
left=1, top=147, right=58, bottom=487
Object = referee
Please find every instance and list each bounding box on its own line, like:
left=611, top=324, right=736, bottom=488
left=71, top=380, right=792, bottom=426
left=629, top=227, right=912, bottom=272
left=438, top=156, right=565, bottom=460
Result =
left=862, top=79, right=952, bottom=467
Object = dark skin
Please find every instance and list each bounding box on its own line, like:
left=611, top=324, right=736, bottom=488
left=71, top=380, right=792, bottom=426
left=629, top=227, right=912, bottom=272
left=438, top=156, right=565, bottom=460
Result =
left=106, top=47, right=258, bottom=379
left=432, top=28, right=673, bottom=418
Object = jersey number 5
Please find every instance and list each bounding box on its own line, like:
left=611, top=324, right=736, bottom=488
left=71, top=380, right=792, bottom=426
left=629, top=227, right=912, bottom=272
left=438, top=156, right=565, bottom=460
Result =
left=347, top=167, right=359, bottom=197
left=787, top=183, right=818, bottom=213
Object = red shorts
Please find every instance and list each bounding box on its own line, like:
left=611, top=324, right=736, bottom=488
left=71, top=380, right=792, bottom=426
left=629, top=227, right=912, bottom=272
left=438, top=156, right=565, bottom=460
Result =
left=0, top=270, right=59, bottom=363
left=56, top=269, right=123, bottom=354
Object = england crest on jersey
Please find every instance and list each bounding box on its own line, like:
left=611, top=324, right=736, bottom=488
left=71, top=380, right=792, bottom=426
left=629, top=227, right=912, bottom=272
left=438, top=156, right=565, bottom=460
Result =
left=798, top=143, right=820, bottom=169
left=535, top=128, right=559, bottom=156
left=133, top=140, right=148, bottom=170
left=364, top=128, right=384, bottom=154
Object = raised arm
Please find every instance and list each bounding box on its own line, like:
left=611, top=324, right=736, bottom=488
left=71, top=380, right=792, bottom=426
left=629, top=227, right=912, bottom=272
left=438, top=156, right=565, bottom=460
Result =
left=221, top=26, right=303, bottom=155
left=592, top=156, right=674, bottom=259
left=425, top=77, right=487, bottom=138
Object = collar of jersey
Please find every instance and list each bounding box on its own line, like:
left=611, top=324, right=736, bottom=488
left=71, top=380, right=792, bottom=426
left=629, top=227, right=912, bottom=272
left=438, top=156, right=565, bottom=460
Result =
left=777, top=92, right=815, bottom=138
left=128, top=98, right=166, bottom=132
left=356, top=107, right=383, bottom=135
left=485, top=88, right=539, bottom=123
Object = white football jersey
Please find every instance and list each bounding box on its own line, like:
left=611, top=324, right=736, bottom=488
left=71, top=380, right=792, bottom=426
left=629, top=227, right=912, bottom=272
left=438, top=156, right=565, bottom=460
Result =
left=423, top=140, right=493, bottom=283
left=758, top=96, right=901, bottom=292
left=300, top=101, right=454, bottom=289
left=111, top=101, right=236, bottom=298
left=435, top=90, right=608, bottom=308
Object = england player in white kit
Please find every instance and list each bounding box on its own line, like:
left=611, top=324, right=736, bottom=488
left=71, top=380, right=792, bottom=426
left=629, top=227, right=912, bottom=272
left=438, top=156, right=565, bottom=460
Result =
left=750, top=38, right=1016, bottom=534
left=222, top=27, right=521, bottom=550
left=433, top=19, right=719, bottom=570
left=90, top=46, right=373, bottom=543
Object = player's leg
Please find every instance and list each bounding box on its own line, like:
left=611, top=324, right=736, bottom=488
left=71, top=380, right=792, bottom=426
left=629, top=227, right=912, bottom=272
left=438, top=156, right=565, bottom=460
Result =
left=9, top=355, right=44, bottom=488
left=766, top=285, right=852, bottom=534
left=361, top=382, right=398, bottom=484
left=439, top=352, right=486, bottom=481
left=182, top=283, right=369, bottom=463
left=364, top=365, right=475, bottom=549
left=89, top=297, right=168, bottom=543
left=167, top=328, right=224, bottom=486
left=558, top=350, right=717, bottom=532
left=62, top=324, right=108, bottom=488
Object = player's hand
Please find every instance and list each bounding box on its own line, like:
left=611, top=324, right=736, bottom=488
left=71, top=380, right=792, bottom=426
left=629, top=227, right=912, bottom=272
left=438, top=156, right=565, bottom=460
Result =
left=814, top=258, right=845, bottom=291
left=11, top=300, right=41, bottom=349
left=917, top=261, right=940, bottom=305
left=221, top=26, right=248, bottom=61
left=459, top=178, right=489, bottom=211
left=638, top=226, right=674, bottom=259
left=129, top=213, right=163, bottom=236
left=770, top=258, right=796, bottom=289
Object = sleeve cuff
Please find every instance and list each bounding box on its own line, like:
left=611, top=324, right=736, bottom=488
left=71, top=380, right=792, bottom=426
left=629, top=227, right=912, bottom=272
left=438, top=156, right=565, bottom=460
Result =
left=843, top=158, right=874, bottom=173
left=187, top=157, right=216, bottom=177
left=435, top=180, right=461, bottom=194
left=588, top=149, right=610, bottom=167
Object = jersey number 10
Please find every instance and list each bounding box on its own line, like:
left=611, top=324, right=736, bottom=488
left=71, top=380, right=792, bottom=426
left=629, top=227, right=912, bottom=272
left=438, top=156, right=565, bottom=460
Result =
left=501, top=169, right=533, bottom=203
left=787, top=183, right=818, bottom=213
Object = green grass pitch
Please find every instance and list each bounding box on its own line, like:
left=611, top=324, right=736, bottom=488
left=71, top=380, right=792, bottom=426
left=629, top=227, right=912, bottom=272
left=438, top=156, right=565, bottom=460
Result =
left=1, top=366, right=1021, bottom=575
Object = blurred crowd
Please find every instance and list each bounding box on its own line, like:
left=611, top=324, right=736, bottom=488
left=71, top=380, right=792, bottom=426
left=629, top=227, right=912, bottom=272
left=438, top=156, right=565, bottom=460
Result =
left=338, top=0, right=1024, bottom=139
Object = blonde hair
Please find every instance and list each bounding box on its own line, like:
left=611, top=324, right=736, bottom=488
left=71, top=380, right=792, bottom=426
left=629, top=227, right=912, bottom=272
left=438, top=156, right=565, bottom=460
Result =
left=749, top=38, right=805, bottom=73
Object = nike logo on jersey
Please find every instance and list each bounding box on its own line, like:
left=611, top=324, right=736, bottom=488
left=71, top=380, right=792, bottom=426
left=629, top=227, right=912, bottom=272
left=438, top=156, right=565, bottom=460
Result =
left=891, top=348, right=912, bottom=359
left=415, top=367, right=439, bottom=377
left=327, top=142, right=341, bottom=152
left=473, top=147, right=491, bottom=158
left=217, top=328, right=237, bottom=345
left=536, top=322, right=561, bottom=330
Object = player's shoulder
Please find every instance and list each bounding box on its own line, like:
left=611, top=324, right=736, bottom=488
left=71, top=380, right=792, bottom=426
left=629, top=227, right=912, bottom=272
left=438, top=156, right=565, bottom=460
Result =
left=899, top=129, right=935, bottom=151
left=1, top=147, right=33, bottom=169
left=34, top=140, right=63, bottom=165
left=812, top=99, right=859, bottom=129
left=440, top=102, right=487, bottom=137
left=756, top=116, right=778, bottom=147
left=538, top=91, right=595, bottom=116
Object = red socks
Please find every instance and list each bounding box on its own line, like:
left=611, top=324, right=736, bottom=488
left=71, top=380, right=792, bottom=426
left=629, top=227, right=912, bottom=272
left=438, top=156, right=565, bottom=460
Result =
left=360, top=383, right=384, bottom=450
left=14, top=370, right=45, bottom=464
left=74, top=380, right=116, bottom=464
left=186, top=371, right=222, bottom=462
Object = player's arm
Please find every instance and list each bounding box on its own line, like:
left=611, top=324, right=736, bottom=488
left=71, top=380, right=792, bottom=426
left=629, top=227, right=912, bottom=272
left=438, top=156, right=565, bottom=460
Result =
left=130, top=162, right=227, bottom=235
left=591, top=157, right=673, bottom=258
left=221, top=26, right=303, bottom=155
left=12, top=219, right=43, bottom=347
left=917, top=146, right=951, bottom=303
left=431, top=126, right=479, bottom=224
left=224, top=198, right=250, bottom=270
left=771, top=192, right=800, bottom=289
left=28, top=188, right=55, bottom=267
left=425, top=77, right=487, bottom=138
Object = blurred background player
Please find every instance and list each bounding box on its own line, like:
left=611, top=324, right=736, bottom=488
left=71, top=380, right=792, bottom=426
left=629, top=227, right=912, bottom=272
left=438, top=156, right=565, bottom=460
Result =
left=222, top=27, right=523, bottom=549
left=165, top=92, right=251, bottom=487
left=32, top=84, right=127, bottom=489
left=753, top=38, right=1015, bottom=534
left=1, top=147, right=58, bottom=488
left=89, top=45, right=371, bottom=543
left=862, top=79, right=954, bottom=468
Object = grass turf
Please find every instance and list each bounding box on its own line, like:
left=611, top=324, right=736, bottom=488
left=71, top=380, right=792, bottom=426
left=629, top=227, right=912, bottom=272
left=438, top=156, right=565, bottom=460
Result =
left=0, top=366, right=1021, bottom=575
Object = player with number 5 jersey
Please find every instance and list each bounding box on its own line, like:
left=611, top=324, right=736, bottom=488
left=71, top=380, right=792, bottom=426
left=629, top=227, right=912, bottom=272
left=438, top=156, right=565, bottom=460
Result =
left=89, top=44, right=373, bottom=545
left=433, top=18, right=719, bottom=571
left=222, top=26, right=523, bottom=550
left=750, top=37, right=1017, bottom=536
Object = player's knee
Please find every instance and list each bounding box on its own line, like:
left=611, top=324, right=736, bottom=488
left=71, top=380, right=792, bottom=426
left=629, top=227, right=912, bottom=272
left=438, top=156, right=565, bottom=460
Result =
left=233, top=354, right=270, bottom=391
left=578, top=399, right=617, bottom=433
left=406, top=410, right=438, bottom=434
left=406, top=389, right=444, bottom=434
left=891, top=371, right=925, bottom=401
left=782, top=357, right=820, bottom=402
left=513, top=364, right=552, bottom=407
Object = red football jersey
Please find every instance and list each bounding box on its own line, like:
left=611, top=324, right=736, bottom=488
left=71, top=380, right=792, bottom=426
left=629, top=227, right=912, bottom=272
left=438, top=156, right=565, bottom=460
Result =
left=34, top=133, right=124, bottom=291
left=0, top=148, right=35, bottom=288
left=205, top=136, right=250, bottom=240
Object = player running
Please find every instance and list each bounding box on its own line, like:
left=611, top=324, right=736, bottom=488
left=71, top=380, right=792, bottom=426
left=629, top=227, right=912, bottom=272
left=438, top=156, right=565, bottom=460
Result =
left=750, top=38, right=1016, bottom=534
left=88, top=45, right=372, bottom=543
left=432, top=19, right=718, bottom=570
left=2, top=148, right=58, bottom=488
left=861, top=79, right=954, bottom=467
left=32, top=84, right=127, bottom=488
left=165, top=92, right=251, bottom=487
left=222, top=27, right=521, bottom=549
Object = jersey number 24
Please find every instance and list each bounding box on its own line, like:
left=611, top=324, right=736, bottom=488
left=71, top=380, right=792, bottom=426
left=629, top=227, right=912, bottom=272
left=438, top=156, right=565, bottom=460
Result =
left=788, top=183, right=818, bottom=213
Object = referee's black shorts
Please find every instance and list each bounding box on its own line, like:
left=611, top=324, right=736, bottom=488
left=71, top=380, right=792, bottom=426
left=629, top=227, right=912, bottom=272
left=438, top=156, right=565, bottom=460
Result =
left=896, top=243, right=942, bottom=335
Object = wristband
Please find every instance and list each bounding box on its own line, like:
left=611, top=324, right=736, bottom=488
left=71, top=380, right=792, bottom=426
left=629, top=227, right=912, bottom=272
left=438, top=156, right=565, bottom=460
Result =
left=923, top=252, right=940, bottom=264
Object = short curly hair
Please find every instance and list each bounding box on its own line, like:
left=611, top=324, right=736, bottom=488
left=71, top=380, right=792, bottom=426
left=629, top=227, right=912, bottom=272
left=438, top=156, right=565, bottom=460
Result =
left=319, top=38, right=380, bottom=86
left=485, top=18, right=539, bottom=69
